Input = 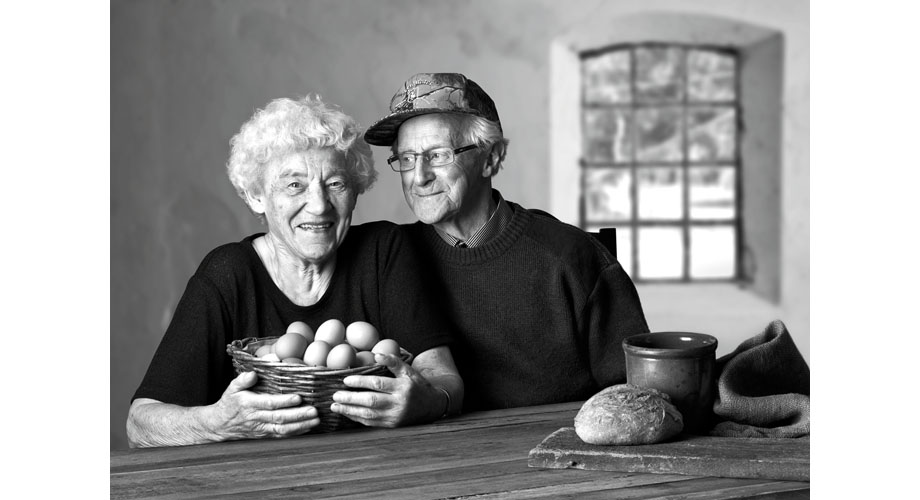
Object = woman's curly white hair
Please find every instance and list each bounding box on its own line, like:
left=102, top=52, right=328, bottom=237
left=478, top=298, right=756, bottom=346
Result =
left=226, top=94, right=377, bottom=221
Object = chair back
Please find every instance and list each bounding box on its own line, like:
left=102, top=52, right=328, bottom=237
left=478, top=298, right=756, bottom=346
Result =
left=588, top=228, right=617, bottom=258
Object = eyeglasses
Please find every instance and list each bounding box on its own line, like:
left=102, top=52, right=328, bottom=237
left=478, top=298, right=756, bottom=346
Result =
left=387, top=145, right=478, bottom=172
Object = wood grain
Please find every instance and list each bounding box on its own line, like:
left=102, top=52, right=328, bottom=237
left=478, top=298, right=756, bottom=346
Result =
left=528, top=427, right=809, bottom=482
left=111, top=401, right=810, bottom=499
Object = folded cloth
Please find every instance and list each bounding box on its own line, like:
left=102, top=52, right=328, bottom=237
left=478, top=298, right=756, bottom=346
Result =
left=709, top=320, right=810, bottom=438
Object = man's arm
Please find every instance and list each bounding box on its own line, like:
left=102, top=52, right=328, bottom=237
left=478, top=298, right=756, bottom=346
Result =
left=585, top=261, right=651, bottom=387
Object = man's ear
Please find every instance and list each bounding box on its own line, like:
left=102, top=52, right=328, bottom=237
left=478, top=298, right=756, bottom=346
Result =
left=481, top=143, right=504, bottom=178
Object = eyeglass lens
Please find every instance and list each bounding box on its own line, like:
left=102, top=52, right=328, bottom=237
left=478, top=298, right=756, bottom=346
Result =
left=389, top=145, right=477, bottom=171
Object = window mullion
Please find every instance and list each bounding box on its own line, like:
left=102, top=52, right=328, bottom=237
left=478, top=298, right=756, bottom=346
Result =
left=629, top=46, right=639, bottom=279
left=680, top=47, right=691, bottom=282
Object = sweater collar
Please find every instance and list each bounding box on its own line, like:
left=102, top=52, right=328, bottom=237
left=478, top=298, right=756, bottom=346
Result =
left=417, top=191, right=532, bottom=265
left=432, top=190, right=512, bottom=248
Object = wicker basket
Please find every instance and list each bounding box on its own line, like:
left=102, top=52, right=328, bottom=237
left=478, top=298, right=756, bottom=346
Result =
left=227, top=336, right=413, bottom=433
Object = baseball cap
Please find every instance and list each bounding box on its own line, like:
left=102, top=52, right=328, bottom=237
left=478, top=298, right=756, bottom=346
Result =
left=364, top=72, right=502, bottom=146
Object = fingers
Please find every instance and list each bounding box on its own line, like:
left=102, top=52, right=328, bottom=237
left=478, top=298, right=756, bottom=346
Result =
left=257, top=405, right=321, bottom=434
left=266, top=418, right=321, bottom=437
left=245, top=403, right=321, bottom=438
left=332, top=389, right=384, bottom=408
left=333, top=411, right=378, bottom=428
left=330, top=390, right=393, bottom=427
left=261, top=418, right=321, bottom=437
left=224, top=371, right=258, bottom=395
left=259, top=404, right=319, bottom=424
left=342, top=374, right=396, bottom=392
left=374, top=353, right=413, bottom=378
left=247, top=392, right=304, bottom=410
left=329, top=401, right=395, bottom=428
left=226, top=375, right=303, bottom=410
left=329, top=401, right=376, bottom=421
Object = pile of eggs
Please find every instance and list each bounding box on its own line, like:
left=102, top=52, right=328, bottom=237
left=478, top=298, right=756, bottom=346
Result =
left=253, top=319, right=401, bottom=369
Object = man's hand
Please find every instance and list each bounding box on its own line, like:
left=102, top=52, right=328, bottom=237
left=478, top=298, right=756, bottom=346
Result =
left=329, top=353, right=445, bottom=427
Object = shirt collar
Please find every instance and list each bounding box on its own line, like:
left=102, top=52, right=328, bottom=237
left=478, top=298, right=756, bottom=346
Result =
left=433, top=190, right=512, bottom=248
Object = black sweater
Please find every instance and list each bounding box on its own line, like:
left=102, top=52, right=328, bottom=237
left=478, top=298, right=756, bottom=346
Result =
left=403, top=202, right=649, bottom=411
left=133, top=221, right=454, bottom=407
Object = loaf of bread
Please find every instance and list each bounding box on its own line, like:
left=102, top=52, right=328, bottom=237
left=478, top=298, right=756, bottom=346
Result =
left=574, top=384, right=683, bottom=445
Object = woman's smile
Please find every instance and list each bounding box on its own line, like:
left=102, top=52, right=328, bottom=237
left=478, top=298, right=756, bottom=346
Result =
left=297, top=221, right=335, bottom=231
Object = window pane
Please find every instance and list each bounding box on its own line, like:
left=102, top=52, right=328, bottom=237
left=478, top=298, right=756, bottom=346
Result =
left=585, top=225, right=633, bottom=278
left=688, top=106, right=736, bottom=161
left=690, top=226, right=735, bottom=278
left=584, top=168, right=631, bottom=221
left=583, top=108, right=633, bottom=163
left=583, top=51, right=631, bottom=104
left=688, top=50, right=736, bottom=101
left=635, top=47, right=684, bottom=103
left=638, top=227, right=683, bottom=279
left=689, top=167, right=735, bottom=220
left=638, top=167, right=683, bottom=220
left=636, top=107, right=683, bottom=162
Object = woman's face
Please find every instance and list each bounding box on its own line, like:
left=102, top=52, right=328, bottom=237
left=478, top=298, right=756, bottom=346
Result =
left=249, top=148, right=357, bottom=265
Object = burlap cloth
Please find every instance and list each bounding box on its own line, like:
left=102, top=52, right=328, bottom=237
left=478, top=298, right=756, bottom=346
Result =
left=709, top=320, right=810, bottom=438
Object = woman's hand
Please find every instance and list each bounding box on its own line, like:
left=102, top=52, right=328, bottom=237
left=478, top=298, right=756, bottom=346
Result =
left=329, top=346, right=463, bottom=428
left=330, top=354, right=442, bottom=427
left=208, top=371, right=321, bottom=440
left=127, top=371, right=321, bottom=448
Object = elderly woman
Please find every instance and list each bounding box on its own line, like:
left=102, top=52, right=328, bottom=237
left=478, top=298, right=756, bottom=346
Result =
left=127, top=95, right=463, bottom=448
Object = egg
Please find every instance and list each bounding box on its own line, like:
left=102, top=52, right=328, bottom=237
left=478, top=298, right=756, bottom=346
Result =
left=355, top=350, right=377, bottom=367
left=315, top=319, right=346, bottom=346
left=372, top=338, right=400, bottom=357
left=254, top=345, right=273, bottom=357
left=304, top=340, right=332, bottom=367
left=260, top=352, right=281, bottom=362
left=286, top=321, right=315, bottom=342
left=346, top=321, right=380, bottom=351
left=282, top=357, right=306, bottom=365
left=274, top=332, right=308, bottom=360
left=326, top=343, right=357, bottom=369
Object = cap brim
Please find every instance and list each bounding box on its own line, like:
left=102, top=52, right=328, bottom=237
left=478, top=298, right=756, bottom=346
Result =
left=364, top=109, right=489, bottom=146
left=366, top=109, right=453, bottom=146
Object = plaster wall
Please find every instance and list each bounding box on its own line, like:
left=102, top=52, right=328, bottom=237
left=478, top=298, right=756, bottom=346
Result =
left=111, top=0, right=808, bottom=450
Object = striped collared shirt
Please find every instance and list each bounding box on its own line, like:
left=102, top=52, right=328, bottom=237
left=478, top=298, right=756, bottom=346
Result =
left=433, top=191, right=512, bottom=248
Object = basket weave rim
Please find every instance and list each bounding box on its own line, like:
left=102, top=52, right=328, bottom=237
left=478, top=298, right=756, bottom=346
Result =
left=227, top=336, right=413, bottom=374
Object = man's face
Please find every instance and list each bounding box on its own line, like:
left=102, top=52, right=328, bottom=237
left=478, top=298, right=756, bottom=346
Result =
left=395, top=114, right=488, bottom=226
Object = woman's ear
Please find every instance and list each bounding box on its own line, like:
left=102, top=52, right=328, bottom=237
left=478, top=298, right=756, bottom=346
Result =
left=244, top=188, right=266, bottom=216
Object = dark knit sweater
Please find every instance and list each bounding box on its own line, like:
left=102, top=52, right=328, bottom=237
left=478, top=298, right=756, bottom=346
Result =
left=403, top=201, right=649, bottom=411
left=133, top=221, right=454, bottom=408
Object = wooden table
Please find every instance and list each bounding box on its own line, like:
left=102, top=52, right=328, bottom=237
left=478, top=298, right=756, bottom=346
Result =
left=110, top=402, right=810, bottom=499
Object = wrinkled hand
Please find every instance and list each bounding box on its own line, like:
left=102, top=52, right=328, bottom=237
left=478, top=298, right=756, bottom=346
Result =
left=330, top=353, right=444, bottom=428
left=210, top=371, right=320, bottom=440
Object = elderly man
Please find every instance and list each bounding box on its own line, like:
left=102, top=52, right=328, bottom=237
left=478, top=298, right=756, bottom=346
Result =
left=364, top=73, right=649, bottom=412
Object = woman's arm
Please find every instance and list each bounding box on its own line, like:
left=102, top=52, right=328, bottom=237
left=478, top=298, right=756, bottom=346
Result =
left=127, top=372, right=321, bottom=448
left=127, top=398, right=225, bottom=448
left=410, top=346, right=464, bottom=417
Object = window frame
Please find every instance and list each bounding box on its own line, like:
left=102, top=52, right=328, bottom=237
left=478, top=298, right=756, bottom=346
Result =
left=578, top=42, right=744, bottom=283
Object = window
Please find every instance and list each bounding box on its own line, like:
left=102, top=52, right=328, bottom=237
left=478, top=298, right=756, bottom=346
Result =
left=580, top=44, right=741, bottom=282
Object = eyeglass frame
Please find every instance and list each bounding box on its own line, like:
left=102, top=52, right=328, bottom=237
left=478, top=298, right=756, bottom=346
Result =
left=387, top=144, right=479, bottom=172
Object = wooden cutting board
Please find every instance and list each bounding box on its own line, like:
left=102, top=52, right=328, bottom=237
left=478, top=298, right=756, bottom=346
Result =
left=528, top=427, right=809, bottom=482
